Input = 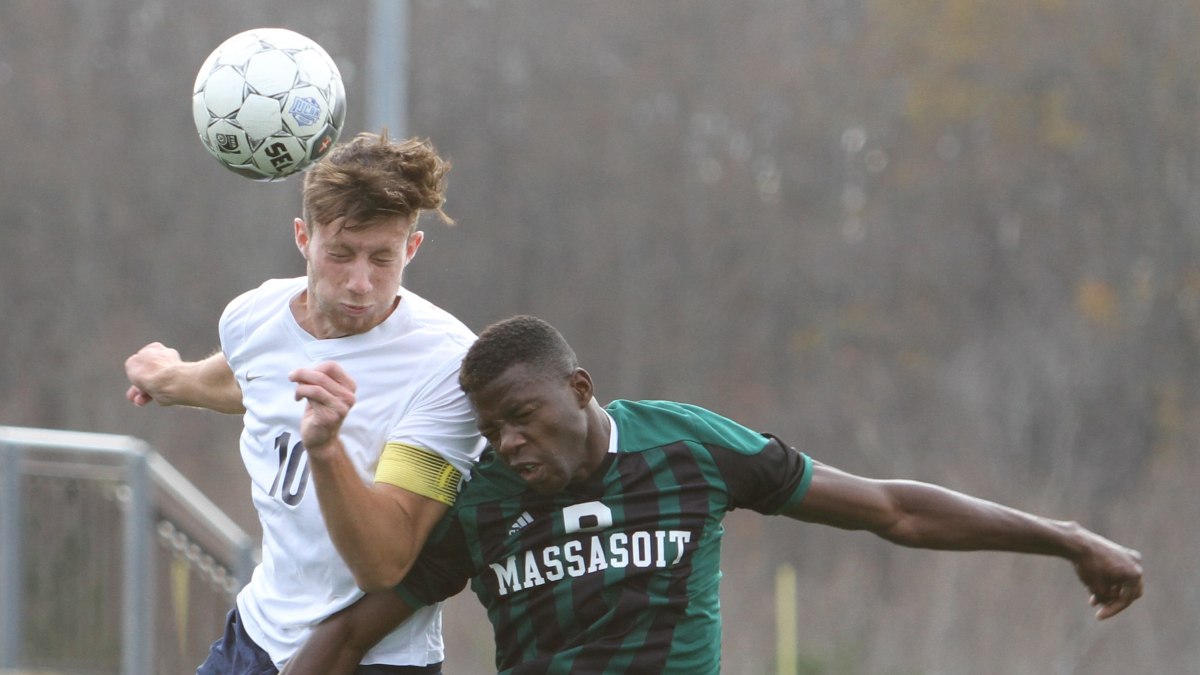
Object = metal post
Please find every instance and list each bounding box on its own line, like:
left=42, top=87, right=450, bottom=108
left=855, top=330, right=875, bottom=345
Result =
left=775, top=563, right=797, bottom=675
left=367, top=0, right=410, bottom=137
left=0, top=446, right=23, bottom=668
left=0, top=426, right=256, bottom=671
left=122, top=446, right=152, bottom=675
left=146, top=451, right=258, bottom=594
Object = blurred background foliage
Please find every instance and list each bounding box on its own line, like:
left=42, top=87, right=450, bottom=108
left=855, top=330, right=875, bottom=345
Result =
left=1, top=0, right=1195, bottom=672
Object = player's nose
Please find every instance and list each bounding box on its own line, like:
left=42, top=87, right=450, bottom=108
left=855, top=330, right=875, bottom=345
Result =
left=496, top=426, right=525, bottom=457
left=345, top=260, right=372, bottom=294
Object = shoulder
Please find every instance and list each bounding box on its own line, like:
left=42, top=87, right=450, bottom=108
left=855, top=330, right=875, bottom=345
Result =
left=397, top=288, right=477, bottom=354
left=219, top=277, right=303, bottom=350
left=221, top=277, right=303, bottom=327
left=606, top=399, right=771, bottom=457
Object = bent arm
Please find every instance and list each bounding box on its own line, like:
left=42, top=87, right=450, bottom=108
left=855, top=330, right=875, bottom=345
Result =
left=280, top=591, right=417, bottom=675
left=308, top=446, right=451, bottom=590
left=124, top=344, right=244, bottom=414
left=292, top=362, right=455, bottom=590
left=786, top=462, right=1143, bottom=618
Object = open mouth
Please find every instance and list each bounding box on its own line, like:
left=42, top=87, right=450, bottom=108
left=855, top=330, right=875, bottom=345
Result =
left=512, top=462, right=543, bottom=482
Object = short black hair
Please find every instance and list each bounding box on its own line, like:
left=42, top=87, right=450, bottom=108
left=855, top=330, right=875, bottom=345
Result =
left=460, top=315, right=578, bottom=395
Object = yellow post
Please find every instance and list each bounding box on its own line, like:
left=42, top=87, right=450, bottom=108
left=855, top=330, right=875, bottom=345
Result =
left=171, top=555, right=190, bottom=657
left=776, top=562, right=797, bottom=675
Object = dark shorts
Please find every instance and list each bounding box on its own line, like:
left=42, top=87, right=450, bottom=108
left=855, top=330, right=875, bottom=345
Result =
left=197, top=608, right=442, bottom=675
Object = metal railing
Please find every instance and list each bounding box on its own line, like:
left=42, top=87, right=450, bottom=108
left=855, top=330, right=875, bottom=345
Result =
left=0, top=426, right=257, bottom=674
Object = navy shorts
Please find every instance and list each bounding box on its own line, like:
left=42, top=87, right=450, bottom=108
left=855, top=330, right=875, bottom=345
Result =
left=197, top=608, right=442, bottom=675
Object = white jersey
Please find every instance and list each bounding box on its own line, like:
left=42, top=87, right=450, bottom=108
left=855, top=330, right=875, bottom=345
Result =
left=218, top=277, right=483, bottom=667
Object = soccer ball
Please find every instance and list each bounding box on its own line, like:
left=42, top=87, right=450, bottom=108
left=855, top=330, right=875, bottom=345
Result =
left=192, top=28, right=347, bottom=181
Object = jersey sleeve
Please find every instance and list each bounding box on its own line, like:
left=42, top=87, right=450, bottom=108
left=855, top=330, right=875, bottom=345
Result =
left=393, top=512, right=474, bottom=609
left=217, top=278, right=296, bottom=371
left=374, top=442, right=464, bottom=506
left=379, top=360, right=484, bottom=481
left=707, top=433, right=813, bottom=515
left=217, top=286, right=260, bottom=366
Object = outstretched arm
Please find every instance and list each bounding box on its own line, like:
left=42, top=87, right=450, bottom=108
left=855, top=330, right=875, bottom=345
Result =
left=786, top=461, right=1143, bottom=619
left=124, top=343, right=244, bottom=414
left=280, top=591, right=418, bottom=675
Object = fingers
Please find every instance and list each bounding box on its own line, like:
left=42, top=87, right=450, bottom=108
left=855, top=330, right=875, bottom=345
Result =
left=1099, top=576, right=1142, bottom=619
left=314, top=360, right=353, bottom=386
left=129, top=341, right=177, bottom=363
left=126, top=385, right=152, bottom=406
left=1073, top=538, right=1144, bottom=621
left=1091, top=575, right=1145, bottom=620
left=290, top=362, right=356, bottom=398
left=125, top=342, right=181, bottom=398
left=1093, top=593, right=1132, bottom=620
left=290, top=362, right=357, bottom=413
left=292, top=363, right=356, bottom=454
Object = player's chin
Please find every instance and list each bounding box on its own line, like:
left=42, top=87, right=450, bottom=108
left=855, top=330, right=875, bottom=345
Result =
left=524, top=472, right=566, bottom=495
left=334, top=311, right=382, bottom=334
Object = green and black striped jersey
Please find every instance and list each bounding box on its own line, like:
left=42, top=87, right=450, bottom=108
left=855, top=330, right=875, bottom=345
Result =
left=395, top=399, right=814, bottom=674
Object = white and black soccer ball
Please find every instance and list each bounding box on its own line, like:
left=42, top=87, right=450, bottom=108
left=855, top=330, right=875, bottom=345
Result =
left=192, top=28, right=347, bottom=181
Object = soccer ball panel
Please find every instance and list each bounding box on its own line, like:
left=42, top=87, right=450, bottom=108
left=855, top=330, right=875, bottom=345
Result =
left=283, top=86, right=329, bottom=136
left=256, top=28, right=314, bottom=52
left=329, top=78, right=347, bottom=129
left=193, top=49, right=221, bottom=94
left=293, top=49, right=338, bottom=89
left=251, top=136, right=307, bottom=178
left=204, top=120, right=253, bottom=163
left=192, top=93, right=213, bottom=145
left=236, top=94, right=286, bottom=139
left=307, top=124, right=339, bottom=162
left=200, top=66, right=247, bottom=118
left=243, top=50, right=299, bottom=97
left=212, top=34, right=263, bottom=67
left=192, top=28, right=346, bottom=181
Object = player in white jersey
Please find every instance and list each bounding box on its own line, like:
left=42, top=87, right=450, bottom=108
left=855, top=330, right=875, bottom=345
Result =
left=223, top=277, right=478, bottom=666
left=124, top=132, right=482, bottom=674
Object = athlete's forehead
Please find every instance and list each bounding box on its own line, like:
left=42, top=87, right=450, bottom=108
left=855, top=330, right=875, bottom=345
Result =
left=469, top=362, right=560, bottom=420
left=311, top=211, right=415, bottom=234
left=314, top=216, right=412, bottom=250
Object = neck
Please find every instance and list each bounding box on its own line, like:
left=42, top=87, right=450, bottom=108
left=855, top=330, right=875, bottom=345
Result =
left=581, top=400, right=611, bottom=471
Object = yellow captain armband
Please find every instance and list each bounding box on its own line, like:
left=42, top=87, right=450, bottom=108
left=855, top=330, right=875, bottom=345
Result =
left=375, top=442, right=464, bottom=506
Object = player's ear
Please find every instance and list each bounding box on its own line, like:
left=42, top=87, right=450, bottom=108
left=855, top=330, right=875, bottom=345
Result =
left=406, top=230, right=424, bottom=262
left=569, top=368, right=593, bottom=407
left=294, top=218, right=310, bottom=257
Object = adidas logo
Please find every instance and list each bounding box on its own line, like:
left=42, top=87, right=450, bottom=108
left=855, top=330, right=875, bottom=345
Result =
left=508, top=511, right=534, bottom=535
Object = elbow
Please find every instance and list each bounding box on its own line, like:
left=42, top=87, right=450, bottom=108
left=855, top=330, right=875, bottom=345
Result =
left=870, top=502, right=926, bottom=548
left=877, top=520, right=925, bottom=548
left=216, top=400, right=247, bottom=415
left=353, top=569, right=402, bottom=593
left=351, top=560, right=412, bottom=593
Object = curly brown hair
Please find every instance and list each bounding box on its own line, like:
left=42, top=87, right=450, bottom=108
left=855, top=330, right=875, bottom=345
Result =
left=460, top=316, right=579, bottom=395
left=301, top=129, right=453, bottom=232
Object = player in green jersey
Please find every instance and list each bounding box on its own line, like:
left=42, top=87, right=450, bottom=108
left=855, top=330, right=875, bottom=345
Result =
left=282, top=315, right=1144, bottom=675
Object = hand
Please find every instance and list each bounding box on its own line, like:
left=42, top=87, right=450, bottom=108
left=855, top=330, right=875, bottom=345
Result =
left=1072, top=530, right=1144, bottom=620
left=124, top=342, right=183, bottom=406
left=291, top=361, right=357, bottom=456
